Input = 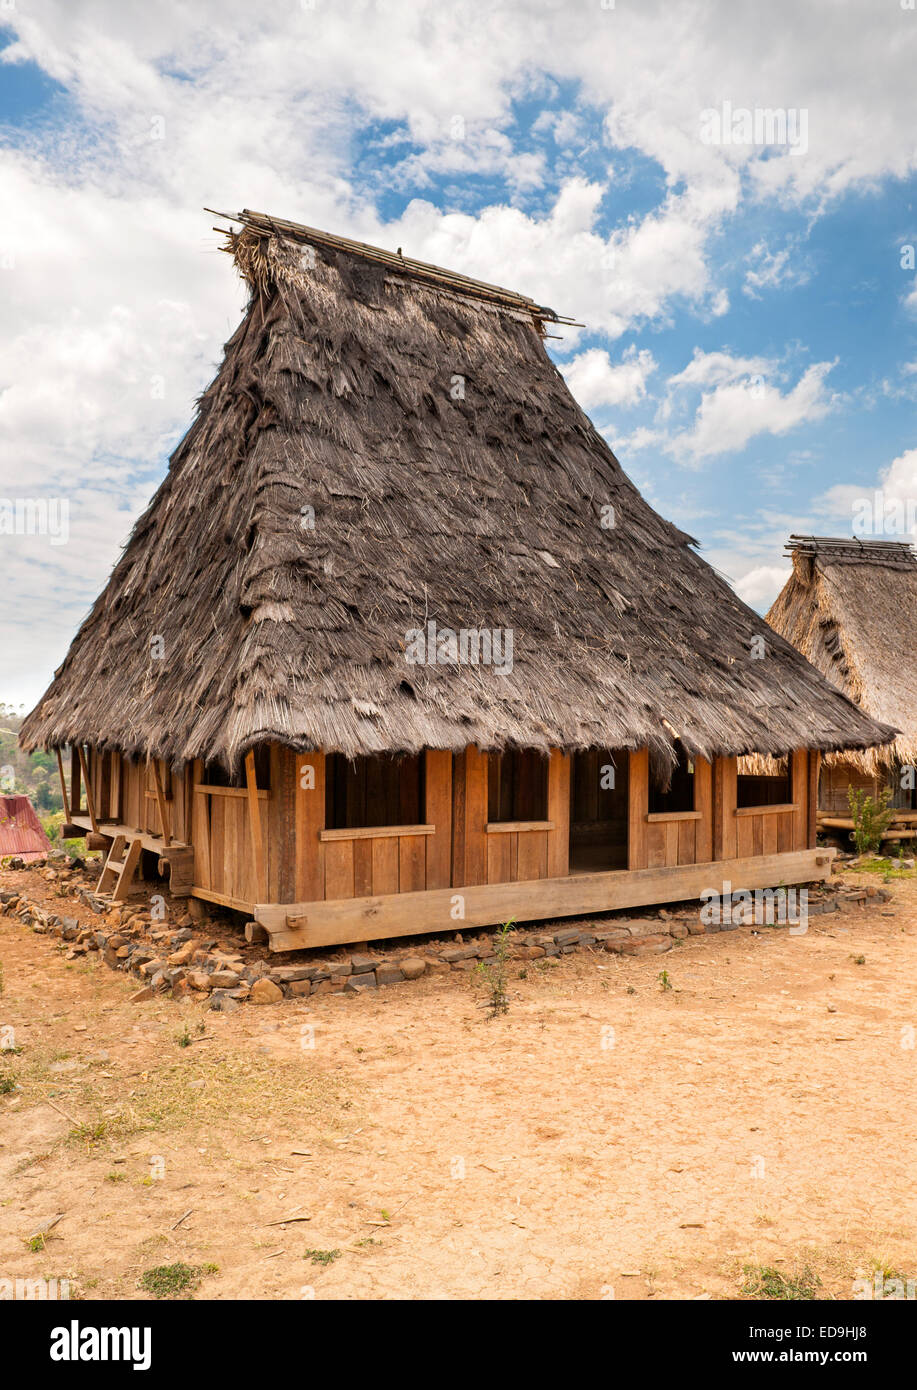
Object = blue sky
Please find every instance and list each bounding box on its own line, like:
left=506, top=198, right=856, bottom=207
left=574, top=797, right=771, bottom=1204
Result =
left=1, top=0, right=916, bottom=708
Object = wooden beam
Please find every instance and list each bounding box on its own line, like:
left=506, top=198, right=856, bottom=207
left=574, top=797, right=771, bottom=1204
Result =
left=56, top=749, right=70, bottom=822
left=76, top=745, right=99, bottom=835
left=245, top=749, right=268, bottom=902
left=713, top=756, right=737, bottom=860
left=151, top=759, right=172, bottom=848
left=259, top=847, right=835, bottom=952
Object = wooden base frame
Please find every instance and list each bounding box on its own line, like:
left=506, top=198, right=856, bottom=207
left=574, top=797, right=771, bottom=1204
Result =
left=254, top=848, right=834, bottom=953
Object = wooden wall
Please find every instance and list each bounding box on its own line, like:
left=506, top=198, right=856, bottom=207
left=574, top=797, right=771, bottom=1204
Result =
left=76, top=740, right=819, bottom=911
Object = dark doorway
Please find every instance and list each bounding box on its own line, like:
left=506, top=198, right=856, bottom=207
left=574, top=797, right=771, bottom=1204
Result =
left=569, top=748, right=629, bottom=873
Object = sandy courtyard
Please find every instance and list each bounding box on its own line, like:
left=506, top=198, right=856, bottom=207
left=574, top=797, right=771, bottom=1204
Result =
left=1, top=864, right=916, bottom=1301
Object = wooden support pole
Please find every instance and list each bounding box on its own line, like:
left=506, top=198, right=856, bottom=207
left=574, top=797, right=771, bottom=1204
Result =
left=76, top=745, right=99, bottom=835
left=56, top=749, right=71, bottom=821
left=245, top=749, right=268, bottom=901
left=151, top=759, right=172, bottom=848
left=70, top=746, right=81, bottom=815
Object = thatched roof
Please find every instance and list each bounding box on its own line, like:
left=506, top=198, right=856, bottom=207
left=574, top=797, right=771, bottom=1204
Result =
left=766, top=535, right=914, bottom=774
left=20, top=212, right=893, bottom=774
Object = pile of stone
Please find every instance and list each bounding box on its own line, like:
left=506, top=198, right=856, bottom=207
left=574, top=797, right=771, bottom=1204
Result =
left=0, top=871, right=892, bottom=1009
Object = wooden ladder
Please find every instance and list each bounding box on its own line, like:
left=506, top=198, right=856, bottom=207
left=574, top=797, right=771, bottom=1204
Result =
left=96, top=834, right=143, bottom=902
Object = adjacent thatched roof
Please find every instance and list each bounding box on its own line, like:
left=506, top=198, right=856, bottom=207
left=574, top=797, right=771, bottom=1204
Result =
left=766, top=535, right=914, bottom=774
left=21, top=212, right=893, bottom=774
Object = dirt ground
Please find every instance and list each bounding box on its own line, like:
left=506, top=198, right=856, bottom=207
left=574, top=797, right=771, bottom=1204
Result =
left=1, top=862, right=916, bottom=1301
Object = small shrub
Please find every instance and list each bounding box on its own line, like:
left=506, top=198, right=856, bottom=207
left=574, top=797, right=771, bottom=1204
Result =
left=848, top=787, right=894, bottom=856
left=303, top=1248, right=341, bottom=1265
left=0, top=1071, right=17, bottom=1095
left=475, top=918, right=516, bottom=1017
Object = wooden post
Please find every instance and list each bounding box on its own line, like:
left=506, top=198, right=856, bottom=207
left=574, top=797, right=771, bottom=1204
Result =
left=77, top=745, right=99, bottom=835
left=56, top=749, right=71, bottom=821
left=627, top=748, right=649, bottom=870
left=245, top=749, right=268, bottom=901
left=546, top=749, right=571, bottom=878
left=806, top=750, right=821, bottom=849
left=70, top=746, right=81, bottom=815
left=151, top=759, right=172, bottom=848
left=713, top=756, right=738, bottom=860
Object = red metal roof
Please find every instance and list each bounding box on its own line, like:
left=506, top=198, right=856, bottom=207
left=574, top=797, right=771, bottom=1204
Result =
left=0, top=795, right=53, bottom=862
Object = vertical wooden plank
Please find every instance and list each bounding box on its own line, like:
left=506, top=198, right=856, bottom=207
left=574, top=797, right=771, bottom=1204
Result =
left=694, top=757, right=713, bottom=862
left=77, top=745, right=99, bottom=834
left=517, top=829, right=548, bottom=881
left=713, top=756, right=737, bottom=860
left=646, top=823, right=666, bottom=868
left=509, top=830, right=519, bottom=882
left=752, top=813, right=765, bottom=857
left=762, top=813, right=778, bottom=856
left=152, top=758, right=171, bottom=847
left=451, top=750, right=467, bottom=888
left=244, top=749, right=267, bottom=900
left=807, top=750, right=820, bottom=849
left=191, top=761, right=211, bottom=890
left=735, top=816, right=753, bottom=859
left=371, top=836, right=399, bottom=895
left=398, top=834, right=426, bottom=893
left=108, top=752, right=121, bottom=823
left=210, top=796, right=225, bottom=895
left=546, top=748, right=571, bottom=878
left=791, top=748, right=808, bottom=850
left=776, top=810, right=793, bottom=853
left=353, top=838, right=374, bottom=897
left=677, top=818, right=696, bottom=865
left=424, top=749, right=453, bottom=889
left=268, top=745, right=295, bottom=904
left=487, top=833, right=512, bottom=885
left=664, top=820, right=679, bottom=866
left=325, top=839, right=355, bottom=900
left=295, top=751, right=326, bottom=903
left=627, top=748, right=649, bottom=870
left=463, top=746, right=488, bottom=887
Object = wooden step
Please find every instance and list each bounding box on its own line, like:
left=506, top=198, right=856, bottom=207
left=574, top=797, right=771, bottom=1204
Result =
left=96, top=834, right=143, bottom=902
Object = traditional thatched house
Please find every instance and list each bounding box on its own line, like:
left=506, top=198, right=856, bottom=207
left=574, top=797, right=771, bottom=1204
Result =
left=20, top=212, right=893, bottom=950
left=767, top=535, right=916, bottom=818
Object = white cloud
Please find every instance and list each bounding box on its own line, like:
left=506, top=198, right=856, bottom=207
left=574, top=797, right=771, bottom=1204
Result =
left=561, top=345, right=656, bottom=411
left=0, top=0, right=915, bottom=703
left=664, top=356, right=838, bottom=465
left=743, top=239, right=810, bottom=298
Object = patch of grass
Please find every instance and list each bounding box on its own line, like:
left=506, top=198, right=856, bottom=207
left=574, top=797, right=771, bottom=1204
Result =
left=0, top=1071, right=17, bottom=1095
left=852, top=954, right=866, bottom=966
left=105, top=1170, right=127, bottom=1183
left=303, top=1248, right=341, bottom=1265
left=24, top=1233, right=46, bottom=1252
left=176, top=1025, right=192, bottom=1049
left=740, top=1263, right=821, bottom=1300
left=139, top=1261, right=218, bottom=1299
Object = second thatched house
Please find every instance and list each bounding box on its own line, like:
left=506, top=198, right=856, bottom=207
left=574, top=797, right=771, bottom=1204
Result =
left=20, top=212, right=893, bottom=950
left=767, top=535, right=917, bottom=820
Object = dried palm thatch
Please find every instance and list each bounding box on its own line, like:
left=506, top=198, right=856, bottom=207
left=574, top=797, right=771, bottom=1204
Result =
left=766, top=535, right=914, bottom=775
left=21, top=212, right=893, bottom=775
